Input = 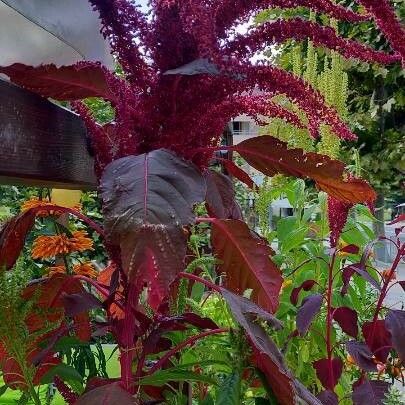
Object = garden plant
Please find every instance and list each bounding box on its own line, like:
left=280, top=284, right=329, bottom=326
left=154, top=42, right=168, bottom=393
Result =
left=0, top=0, right=404, bottom=404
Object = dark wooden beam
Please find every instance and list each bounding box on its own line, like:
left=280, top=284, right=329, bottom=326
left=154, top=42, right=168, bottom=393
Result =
left=0, top=79, right=97, bottom=190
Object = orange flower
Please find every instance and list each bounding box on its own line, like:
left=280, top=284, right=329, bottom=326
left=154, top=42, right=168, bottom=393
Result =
left=32, top=234, right=72, bottom=259
left=69, top=231, right=94, bottom=252
left=21, top=197, right=82, bottom=218
left=21, top=197, right=54, bottom=217
left=32, top=231, right=93, bottom=259
left=73, top=262, right=98, bottom=278
left=47, top=265, right=67, bottom=277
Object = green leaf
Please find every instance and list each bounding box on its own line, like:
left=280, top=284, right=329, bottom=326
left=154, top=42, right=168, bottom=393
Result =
left=41, top=363, right=83, bottom=384
left=217, top=373, right=241, bottom=405
left=139, top=368, right=217, bottom=387
left=0, top=385, right=8, bottom=397
left=255, top=398, right=272, bottom=405
left=53, top=336, right=89, bottom=351
left=201, top=394, right=215, bottom=405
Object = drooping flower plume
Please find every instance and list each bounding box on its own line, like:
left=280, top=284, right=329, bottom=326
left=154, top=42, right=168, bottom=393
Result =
left=71, top=0, right=401, bottom=174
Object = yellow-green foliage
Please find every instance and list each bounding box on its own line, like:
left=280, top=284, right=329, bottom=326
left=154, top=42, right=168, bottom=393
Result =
left=262, top=18, right=348, bottom=159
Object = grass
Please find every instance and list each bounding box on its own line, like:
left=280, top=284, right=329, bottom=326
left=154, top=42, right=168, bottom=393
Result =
left=0, top=345, right=120, bottom=404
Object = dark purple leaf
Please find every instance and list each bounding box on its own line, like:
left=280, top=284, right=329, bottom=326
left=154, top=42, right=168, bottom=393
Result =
left=75, top=382, right=136, bottom=404
left=218, top=287, right=315, bottom=404
left=212, top=219, right=283, bottom=313
left=352, top=379, right=390, bottom=405
left=180, top=313, right=219, bottom=330
left=290, top=280, right=316, bottom=306
left=317, top=390, right=338, bottom=405
left=346, top=341, right=377, bottom=372
left=341, top=266, right=355, bottom=296
left=385, top=310, right=405, bottom=363
left=398, top=281, right=405, bottom=292
left=204, top=170, right=242, bottom=220
left=313, top=358, right=343, bottom=391
left=164, top=58, right=219, bottom=76
left=333, top=307, right=358, bottom=338
left=339, top=244, right=359, bottom=254
left=296, top=294, right=323, bottom=336
left=61, top=292, right=102, bottom=317
left=344, top=264, right=381, bottom=291
left=362, top=320, right=392, bottom=363
left=100, top=150, right=206, bottom=309
left=220, top=287, right=282, bottom=330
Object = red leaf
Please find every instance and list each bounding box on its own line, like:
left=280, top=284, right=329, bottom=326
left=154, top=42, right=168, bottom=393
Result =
left=385, top=310, right=405, bottom=363
left=290, top=280, right=316, bottom=306
left=352, top=379, right=390, bottom=405
left=23, top=274, right=92, bottom=341
left=1, top=349, right=60, bottom=390
left=211, top=219, right=283, bottom=313
left=61, top=292, right=102, bottom=317
left=0, top=210, right=36, bottom=270
left=296, top=294, right=323, bottom=336
left=333, top=307, right=358, bottom=338
left=341, top=266, right=355, bottom=296
left=100, top=150, right=206, bottom=309
left=362, top=320, right=392, bottom=363
left=218, top=158, right=256, bottom=189
left=346, top=341, right=377, bottom=372
left=0, top=62, right=116, bottom=101
left=313, top=358, right=343, bottom=391
left=388, top=214, right=405, bottom=225
left=204, top=170, right=242, bottom=219
left=229, top=136, right=376, bottom=204
left=339, top=244, right=360, bottom=255
left=75, top=382, right=137, bottom=405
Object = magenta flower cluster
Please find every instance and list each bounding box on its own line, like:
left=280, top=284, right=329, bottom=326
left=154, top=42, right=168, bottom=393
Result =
left=75, top=0, right=403, bottom=178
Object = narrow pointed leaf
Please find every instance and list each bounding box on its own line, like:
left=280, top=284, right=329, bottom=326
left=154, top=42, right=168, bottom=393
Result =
left=385, top=310, right=405, bottom=363
left=290, top=280, right=316, bottom=306
left=0, top=62, right=116, bottom=101
left=229, top=137, right=376, bottom=204
left=204, top=170, right=242, bottom=219
left=220, top=288, right=282, bottom=330
left=219, top=158, right=256, bottom=189
left=344, top=264, right=381, bottom=291
left=0, top=210, right=36, bottom=270
left=296, top=294, right=323, bottom=336
left=211, top=219, right=283, bottom=313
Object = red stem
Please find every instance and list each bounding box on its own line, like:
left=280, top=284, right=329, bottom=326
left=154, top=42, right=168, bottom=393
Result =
left=146, top=328, right=228, bottom=375
left=33, top=205, right=105, bottom=237
left=120, top=284, right=138, bottom=393
left=368, top=244, right=404, bottom=345
left=326, top=252, right=337, bottom=391
left=178, top=272, right=221, bottom=293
